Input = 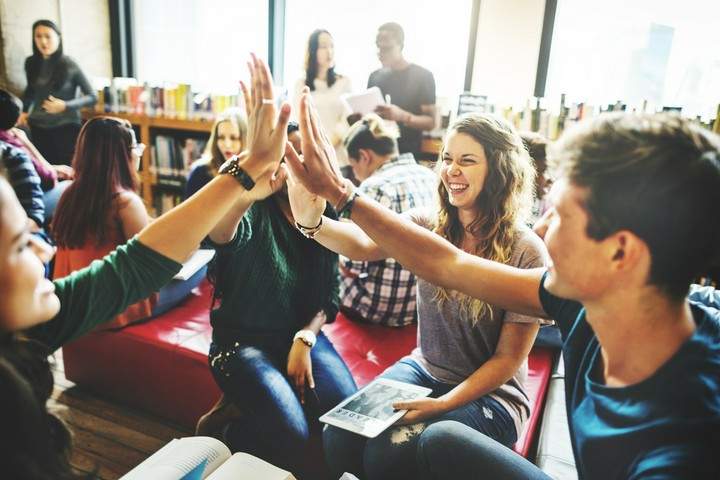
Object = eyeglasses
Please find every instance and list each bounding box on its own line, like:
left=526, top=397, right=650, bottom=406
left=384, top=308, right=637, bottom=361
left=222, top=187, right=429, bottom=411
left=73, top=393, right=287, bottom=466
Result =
left=131, top=143, right=146, bottom=156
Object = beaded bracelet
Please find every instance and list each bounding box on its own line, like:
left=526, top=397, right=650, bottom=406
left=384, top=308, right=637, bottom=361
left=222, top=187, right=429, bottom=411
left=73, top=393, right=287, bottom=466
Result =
left=295, top=217, right=323, bottom=238
left=337, top=190, right=361, bottom=219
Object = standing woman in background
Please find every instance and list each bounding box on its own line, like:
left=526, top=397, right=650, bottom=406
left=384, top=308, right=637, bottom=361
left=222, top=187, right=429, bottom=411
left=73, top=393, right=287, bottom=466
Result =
left=292, top=29, right=352, bottom=172
left=20, top=19, right=97, bottom=166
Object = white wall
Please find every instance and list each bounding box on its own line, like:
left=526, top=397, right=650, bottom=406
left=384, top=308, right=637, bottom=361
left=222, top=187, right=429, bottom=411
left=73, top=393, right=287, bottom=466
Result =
left=472, top=0, right=546, bottom=108
left=0, top=0, right=112, bottom=96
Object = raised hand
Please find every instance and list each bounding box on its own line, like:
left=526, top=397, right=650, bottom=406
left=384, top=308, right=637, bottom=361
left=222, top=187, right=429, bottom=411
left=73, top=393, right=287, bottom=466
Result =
left=238, top=53, right=290, bottom=183
left=283, top=153, right=326, bottom=228
left=245, top=161, right=288, bottom=202
left=283, top=89, right=346, bottom=203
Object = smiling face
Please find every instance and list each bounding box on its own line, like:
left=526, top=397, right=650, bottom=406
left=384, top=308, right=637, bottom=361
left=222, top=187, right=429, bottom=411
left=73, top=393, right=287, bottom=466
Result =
left=216, top=120, right=243, bottom=160
left=33, top=25, right=60, bottom=59
left=0, top=180, right=59, bottom=333
left=439, top=131, right=489, bottom=220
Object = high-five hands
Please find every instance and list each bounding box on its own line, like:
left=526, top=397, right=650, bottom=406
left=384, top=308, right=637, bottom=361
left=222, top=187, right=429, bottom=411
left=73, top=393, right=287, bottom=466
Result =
left=282, top=152, right=326, bottom=228
left=236, top=53, right=290, bottom=193
left=283, top=88, right=346, bottom=203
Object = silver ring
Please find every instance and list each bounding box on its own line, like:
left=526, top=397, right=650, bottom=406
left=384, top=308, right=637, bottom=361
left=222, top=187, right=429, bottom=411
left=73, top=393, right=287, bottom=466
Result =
left=261, top=98, right=274, bottom=104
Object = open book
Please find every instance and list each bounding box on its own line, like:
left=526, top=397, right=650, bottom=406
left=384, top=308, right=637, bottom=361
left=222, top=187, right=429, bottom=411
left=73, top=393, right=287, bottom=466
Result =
left=320, top=378, right=432, bottom=438
left=120, top=436, right=296, bottom=480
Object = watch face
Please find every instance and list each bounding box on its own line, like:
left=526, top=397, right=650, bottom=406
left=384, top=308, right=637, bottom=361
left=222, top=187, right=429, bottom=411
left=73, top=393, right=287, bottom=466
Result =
left=296, top=329, right=316, bottom=347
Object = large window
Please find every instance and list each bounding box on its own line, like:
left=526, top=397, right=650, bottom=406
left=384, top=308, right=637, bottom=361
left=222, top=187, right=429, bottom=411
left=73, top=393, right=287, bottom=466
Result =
left=281, top=0, right=473, bottom=114
left=134, top=0, right=269, bottom=94
left=545, top=0, right=720, bottom=120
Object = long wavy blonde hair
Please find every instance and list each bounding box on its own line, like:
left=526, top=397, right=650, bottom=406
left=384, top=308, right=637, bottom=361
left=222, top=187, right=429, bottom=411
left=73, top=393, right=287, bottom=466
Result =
left=433, top=113, right=535, bottom=321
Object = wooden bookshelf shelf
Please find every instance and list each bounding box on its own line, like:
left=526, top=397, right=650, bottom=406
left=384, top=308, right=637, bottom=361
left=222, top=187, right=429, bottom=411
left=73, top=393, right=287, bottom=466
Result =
left=80, top=110, right=214, bottom=214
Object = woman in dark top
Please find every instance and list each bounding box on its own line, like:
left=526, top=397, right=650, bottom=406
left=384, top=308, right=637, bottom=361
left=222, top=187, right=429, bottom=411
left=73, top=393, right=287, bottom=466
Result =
left=20, top=19, right=97, bottom=166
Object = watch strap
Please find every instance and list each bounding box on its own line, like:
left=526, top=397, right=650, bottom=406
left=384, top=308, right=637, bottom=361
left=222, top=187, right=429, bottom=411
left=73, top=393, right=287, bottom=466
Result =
left=219, top=156, right=256, bottom=191
left=293, top=329, right=316, bottom=348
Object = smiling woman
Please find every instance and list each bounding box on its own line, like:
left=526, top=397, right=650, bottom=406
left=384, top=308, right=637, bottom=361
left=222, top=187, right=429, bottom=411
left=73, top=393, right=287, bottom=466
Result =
left=284, top=110, right=549, bottom=479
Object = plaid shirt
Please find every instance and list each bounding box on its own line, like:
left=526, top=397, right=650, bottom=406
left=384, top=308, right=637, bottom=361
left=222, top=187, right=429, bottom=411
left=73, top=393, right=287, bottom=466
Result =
left=340, top=153, right=437, bottom=326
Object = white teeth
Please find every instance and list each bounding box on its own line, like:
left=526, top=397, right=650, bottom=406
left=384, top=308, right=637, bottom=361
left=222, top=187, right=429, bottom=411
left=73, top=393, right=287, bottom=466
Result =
left=448, top=184, right=468, bottom=192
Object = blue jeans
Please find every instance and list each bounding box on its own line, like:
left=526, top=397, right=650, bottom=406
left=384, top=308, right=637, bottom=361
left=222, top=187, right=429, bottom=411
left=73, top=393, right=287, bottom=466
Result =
left=152, top=265, right=206, bottom=317
left=209, top=332, right=357, bottom=468
left=322, top=358, right=518, bottom=480
left=418, top=421, right=551, bottom=480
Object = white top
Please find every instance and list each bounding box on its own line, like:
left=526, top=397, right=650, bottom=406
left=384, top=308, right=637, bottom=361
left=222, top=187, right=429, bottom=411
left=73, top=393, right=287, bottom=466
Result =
left=292, top=75, right=352, bottom=166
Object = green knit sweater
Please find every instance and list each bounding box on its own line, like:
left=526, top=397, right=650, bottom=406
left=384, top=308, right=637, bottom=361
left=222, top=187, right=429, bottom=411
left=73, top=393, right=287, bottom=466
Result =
left=207, top=198, right=339, bottom=343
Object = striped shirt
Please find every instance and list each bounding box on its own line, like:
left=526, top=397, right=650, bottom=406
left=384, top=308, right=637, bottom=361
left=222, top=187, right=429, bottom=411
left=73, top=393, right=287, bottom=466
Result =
left=340, top=153, right=437, bottom=326
left=1, top=141, right=45, bottom=227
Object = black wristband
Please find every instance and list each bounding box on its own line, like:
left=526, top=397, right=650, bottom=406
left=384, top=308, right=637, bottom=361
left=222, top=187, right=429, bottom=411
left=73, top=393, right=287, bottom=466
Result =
left=218, top=156, right=255, bottom=191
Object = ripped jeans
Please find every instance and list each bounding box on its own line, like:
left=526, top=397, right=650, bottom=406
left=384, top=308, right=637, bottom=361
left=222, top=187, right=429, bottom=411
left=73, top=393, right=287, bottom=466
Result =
left=322, top=357, right=517, bottom=480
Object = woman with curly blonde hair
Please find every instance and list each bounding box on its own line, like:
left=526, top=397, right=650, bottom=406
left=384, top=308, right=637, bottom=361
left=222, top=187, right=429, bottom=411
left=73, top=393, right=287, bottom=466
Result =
left=286, top=112, right=549, bottom=479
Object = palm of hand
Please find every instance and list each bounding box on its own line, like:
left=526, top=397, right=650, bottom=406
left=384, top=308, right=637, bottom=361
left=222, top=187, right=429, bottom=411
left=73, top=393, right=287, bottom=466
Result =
left=287, top=175, right=326, bottom=225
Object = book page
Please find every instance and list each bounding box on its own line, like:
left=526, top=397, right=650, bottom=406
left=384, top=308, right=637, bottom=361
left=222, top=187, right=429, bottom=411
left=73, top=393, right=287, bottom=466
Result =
left=206, top=452, right=296, bottom=480
left=121, top=437, right=231, bottom=480
left=173, top=249, right=214, bottom=280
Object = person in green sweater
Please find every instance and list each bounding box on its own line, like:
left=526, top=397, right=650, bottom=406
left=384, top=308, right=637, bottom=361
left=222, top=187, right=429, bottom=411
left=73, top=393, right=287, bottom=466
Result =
left=194, top=117, right=357, bottom=471
left=0, top=54, right=290, bottom=480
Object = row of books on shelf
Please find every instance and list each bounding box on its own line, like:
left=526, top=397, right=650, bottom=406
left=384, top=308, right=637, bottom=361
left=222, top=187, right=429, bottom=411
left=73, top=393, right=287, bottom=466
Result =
left=149, top=134, right=208, bottom=187
left=452, top=93, right=719, bottom=140
left=94, top=78, right=242, bottom=120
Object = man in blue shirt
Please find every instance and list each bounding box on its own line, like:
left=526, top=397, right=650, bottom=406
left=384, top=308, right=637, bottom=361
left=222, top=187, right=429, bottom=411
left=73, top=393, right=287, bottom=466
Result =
left=287, top=107, right=720, bottom=479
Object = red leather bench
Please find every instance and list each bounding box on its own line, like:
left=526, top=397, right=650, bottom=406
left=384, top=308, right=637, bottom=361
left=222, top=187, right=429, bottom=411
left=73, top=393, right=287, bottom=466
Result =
left=62, top=279, right=553, bottom=458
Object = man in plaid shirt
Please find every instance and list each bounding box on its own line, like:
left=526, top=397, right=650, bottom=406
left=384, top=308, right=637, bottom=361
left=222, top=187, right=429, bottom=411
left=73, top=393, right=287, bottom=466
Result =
left=340, top=114, right=437, bottom=326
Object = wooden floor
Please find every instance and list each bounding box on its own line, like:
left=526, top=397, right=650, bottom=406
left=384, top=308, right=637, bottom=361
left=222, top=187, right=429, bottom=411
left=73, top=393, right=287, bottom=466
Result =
left=51, top=349, right=193, bottom=479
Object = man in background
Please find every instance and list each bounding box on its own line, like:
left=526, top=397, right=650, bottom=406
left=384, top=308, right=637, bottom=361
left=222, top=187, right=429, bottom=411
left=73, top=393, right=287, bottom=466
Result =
left=366, top=22, right=436, bottom=160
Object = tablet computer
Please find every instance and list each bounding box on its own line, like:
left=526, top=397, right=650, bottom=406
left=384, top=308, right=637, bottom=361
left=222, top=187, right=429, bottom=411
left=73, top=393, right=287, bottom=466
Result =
left=319, top=378, right=432, bottom=438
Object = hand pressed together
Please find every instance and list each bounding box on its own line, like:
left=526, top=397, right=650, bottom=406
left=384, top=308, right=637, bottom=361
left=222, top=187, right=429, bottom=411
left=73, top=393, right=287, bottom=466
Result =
left=283, top=161, right=326, bottom=228
left=238, top=53, right=290, bottom=187
left=283, top=89, right=346, bottom=203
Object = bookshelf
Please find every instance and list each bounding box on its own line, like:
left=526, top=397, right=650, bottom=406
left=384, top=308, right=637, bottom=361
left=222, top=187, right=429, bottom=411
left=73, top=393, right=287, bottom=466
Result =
left=80, top=110, right=213, bottom=215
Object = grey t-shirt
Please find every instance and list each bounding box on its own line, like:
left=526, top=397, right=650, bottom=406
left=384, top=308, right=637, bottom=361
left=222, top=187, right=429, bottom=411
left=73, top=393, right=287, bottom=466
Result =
left=406, top=207, right=548, bottom=437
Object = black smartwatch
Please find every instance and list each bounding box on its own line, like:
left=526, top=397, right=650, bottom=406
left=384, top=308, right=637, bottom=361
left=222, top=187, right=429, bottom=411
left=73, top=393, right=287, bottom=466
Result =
left=218, top=156, right=256, bottom=191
